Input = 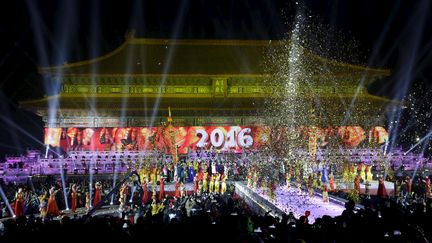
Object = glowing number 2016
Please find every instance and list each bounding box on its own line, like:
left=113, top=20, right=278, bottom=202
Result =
left=225, top=128, right=238, bottom=148
left=196, top=129, right=208, bottom=148
left=195, top=127, right=253, bottom=148
left=210, top=129, right=224, bottom=147
left=238, top=128, right=253, bottom=148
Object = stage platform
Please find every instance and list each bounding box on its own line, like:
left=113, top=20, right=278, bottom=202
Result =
left=235, top=182, right=353, bottom=223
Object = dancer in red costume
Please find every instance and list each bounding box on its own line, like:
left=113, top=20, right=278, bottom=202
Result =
left=354, top=175, right=361, bottom=194
left=377, top=177, right=388, bottom=198
left=194, top=174, right=199, bottom=193
left=329, top=173, right=335, bottom=192
left=93, top=181, right=102, bottom=207
left=14, top=188, right=25, bottom=217
left=322, top=184, right=329, bottom=203
left=198, top=168, right=204, bottom=181
left=71, top=184, right=77, bottom=213
left=46, top=187, right=60, bottom=217
left=159, top=177, right=165, bottom=201
left=142, top=179, right=150, bottom=204
left=174, top=179, right=180, bottom=198
left=193, top=174, right=199, bottom=194
left=406, top=176, right=412, bottom=196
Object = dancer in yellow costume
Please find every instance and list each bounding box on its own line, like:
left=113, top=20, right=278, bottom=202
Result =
left=221, top=175, right=227, bottom=194
left=214, top=173, right=220, bottom=193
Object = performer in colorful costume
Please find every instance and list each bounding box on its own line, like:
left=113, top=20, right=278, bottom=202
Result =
left=159, top=177, right=165, bottom=201
left=141, top=179, right=150, bottom=204
left=46, top=187, right=60, bottom=217
left=38, top=192, right=48, bottom=219
left=377, top=176, right=388, bottom=198
left=221, top=175, right=227, bottom=194
left=14, top=188, right=25, bottom=217
left=193, top=174, right=199, bottom=194
left=71, top=184, right=77, bottom=213
left=354, top=175, right=361, bottom=194
left=214, top=174, right=220, bottom=194
left=93, top=181, right=102, bottom=207
left=322, top=184, right=329, bottom=203
left=174, top=179, right=180, bottom=198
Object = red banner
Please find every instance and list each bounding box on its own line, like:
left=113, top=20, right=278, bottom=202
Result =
left=44, top=125, right=388, bottom=153
left=44, top=126, right=269, bottom=153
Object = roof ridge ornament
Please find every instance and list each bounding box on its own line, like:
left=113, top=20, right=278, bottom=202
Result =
left=167, top=106, right=173, bottom=123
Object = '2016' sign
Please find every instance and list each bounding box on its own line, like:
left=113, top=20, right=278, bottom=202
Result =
left=195, top=127, right=253, bottom=148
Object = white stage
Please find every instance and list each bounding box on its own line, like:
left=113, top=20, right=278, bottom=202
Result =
left=258, top=186, right=345, bottom=223
left=235, top=182, right=346, bottom=223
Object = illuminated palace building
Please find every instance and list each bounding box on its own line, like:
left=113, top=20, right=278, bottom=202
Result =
left=1, top=34, right=428, bottom=182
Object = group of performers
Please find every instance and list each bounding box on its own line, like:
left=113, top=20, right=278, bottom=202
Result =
left=8, top=150, right=432, bottom=219
left=244, top=156, right=395, bottom=203
left=246, top=158, right=338, bottom=203
left=137, top=156, right=233, bottom=184
left=394, top=175, right=432, bottom=200
left=8, top=152, right=243, bottom=219
left=10, top=180, right=104, bottom=219
left=13, top=186, right=61, bottom=218
left=138, top=169, right=228, bottom=203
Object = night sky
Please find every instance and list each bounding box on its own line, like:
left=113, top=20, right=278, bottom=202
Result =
left=0, top=0, right=431, bottom=158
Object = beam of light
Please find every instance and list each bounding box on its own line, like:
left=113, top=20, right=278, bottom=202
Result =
left=342, top=1, right=430, bottom=135
left=148, top=0, right=189, bottom=127
left=25, top=0, right=49, bottom=66
left=410, top=162, right=421, bottom=183
left=45, top=144, right=49, bottom=158
left=129, top=185, right=136, bottom=203
left=0, top=93, right=22, bottom=151
left=0, top=185, right=15, bottom=218
left=59, top=161, right=69, bottom=210
left=341, top=2, right=402, bottom=125
left=411, top=41, right=432, bottom=75
left=404, top=130, right=432, bottom=155
left=0, top=115, right=61, bottom=158
left=128, top=1, right=151, bottom=125
left=25, top=1, right=61, bottom=154
left=37, top=1, right=77, bottom=136
left=27, top=177, right=40, bottom=208
left=110, top=160, right=118, bottom=205
left=119, top=1, right=148, bottom=124
left=384, top=119, right=418, bottom=154
left=88, top=0, right=101, bottom=116
left=385, top=1, right=429, bottom=154
left=418, top=124, right=432, bottom=156
left=404, top=129, right=432, bottom=183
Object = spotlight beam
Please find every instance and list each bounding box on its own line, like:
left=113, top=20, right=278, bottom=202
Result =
left=404, top=130, right=432, bottom=155
left=60, top=162, right=70, bottom=210
left=149, top=0, right=189, bottom=127
left=0, top=115, right=62, bottom=157
left=0, top=185, right=15, bottom=217
left=385, top=1, right=429, bottom=154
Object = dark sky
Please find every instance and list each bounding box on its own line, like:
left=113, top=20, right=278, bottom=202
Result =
left=0, top=0, right=431, bottom=158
